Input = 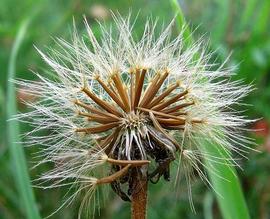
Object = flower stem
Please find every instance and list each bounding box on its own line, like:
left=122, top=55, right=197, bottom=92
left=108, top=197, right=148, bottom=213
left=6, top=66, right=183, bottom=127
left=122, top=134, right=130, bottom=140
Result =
left=131, top=169, right=148, bottom=219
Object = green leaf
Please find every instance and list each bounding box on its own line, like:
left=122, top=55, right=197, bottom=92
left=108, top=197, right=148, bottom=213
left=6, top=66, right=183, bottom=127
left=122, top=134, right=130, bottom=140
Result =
left=203, top=191, right=214, bottom=219
left=210, top=0, right=229, bottom=46
left=0, top=87, right=5, bottom=149
left=169, top=1, right=250, bottom=219
left=239, top=0, right=257, bottom=31
left=7, top=19, right=41, bottom=219
left=253, top=1, right=270, bottom=35
left=201, top=142, right=250, bottom=219
left=170, top=0, right=192, bottom=46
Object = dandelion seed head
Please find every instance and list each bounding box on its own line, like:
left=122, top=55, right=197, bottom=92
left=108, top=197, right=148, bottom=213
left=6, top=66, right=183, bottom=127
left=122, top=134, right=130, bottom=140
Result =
left=15, top=14, right=254, bottom=217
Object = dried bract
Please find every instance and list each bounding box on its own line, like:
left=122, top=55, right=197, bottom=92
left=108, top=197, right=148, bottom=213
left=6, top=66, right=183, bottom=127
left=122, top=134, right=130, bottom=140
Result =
left=15, top=14, right=253, bottom=217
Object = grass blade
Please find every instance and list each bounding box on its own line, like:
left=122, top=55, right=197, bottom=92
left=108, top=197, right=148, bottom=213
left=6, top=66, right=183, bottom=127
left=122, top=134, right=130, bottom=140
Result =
left=201, top=143, right=250, bottom=219
left=169, top=1, right=250, bottom=219
left=253, top=0, right=270, bottom=35
left=239, top=0, right=257, bottom=31
left=210, top=0, right=229, bottom=46
left=170, top=0, right=192, bottom=46
left=7, top=19, right=41, bottom=219
left=203, top=191, right=214, bottom=219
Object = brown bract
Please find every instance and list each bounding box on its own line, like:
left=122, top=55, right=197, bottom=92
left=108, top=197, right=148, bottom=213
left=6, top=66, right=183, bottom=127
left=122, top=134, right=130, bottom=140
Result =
left=73, top=67, right=203, bottom=206
left=75, top=68, right=200, bottom=136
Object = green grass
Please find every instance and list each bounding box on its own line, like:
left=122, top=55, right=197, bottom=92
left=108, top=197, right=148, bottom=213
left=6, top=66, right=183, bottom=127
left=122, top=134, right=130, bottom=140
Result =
left=6, top=19, right=41, bottom=219
left=170, top=0, right=192, bottom=46
left=201, top=143, right=250, bottom=219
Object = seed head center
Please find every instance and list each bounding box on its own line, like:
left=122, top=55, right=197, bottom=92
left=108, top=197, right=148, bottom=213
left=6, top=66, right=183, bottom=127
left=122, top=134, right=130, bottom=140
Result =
left=123, top=111, right=145, bottom=129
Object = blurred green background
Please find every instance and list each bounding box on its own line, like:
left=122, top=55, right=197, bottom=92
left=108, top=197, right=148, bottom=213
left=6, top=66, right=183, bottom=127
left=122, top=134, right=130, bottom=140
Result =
left=1, top=0, right=270, bottom=218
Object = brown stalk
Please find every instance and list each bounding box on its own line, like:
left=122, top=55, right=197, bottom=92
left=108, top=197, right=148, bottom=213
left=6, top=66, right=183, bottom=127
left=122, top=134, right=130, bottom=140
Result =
left=74, top=100, right=102, bottom=114
left=156, top=118, right=186, bottom=126
left=131, top=169, right=148, bottom=219
left=111, top=72, right=130, bottom=111
left=162, top=101, right=194, bottom=114
left=77, top=111, right=119, bottom=124
left=97, top=133, right=115, bottom=148
left=162, top=125, right=185, bottom=130
left=96, top=76, right=127, bottom=111
left=139, top=72, right=161, bottom=107
left=134, top=68, right=147, bottom=109
left=95, top=134, right=110, bottom=144
left=74, top=100, right=120, bottom=120
left=149, top=112, right=181, bottom=149
left=81, top=87, right=122, bottom=117
left=147, top=83, right=179, bottom=108
left=75, top=122, right=120, bottom=134
left=96, top=135, right=108, bottom=142
left=152, top=90, right=188, bottom=111
left=135, top=68, right=141, bottom=91
left=108, top=79, right=117, bottom=93
left=87, top=116, right=118, bottom=124
left=191, top=118, right=203, bottom=123
left=170, top=111, right=187, bottom=116
left=96, top=164, right=131, bottom=184
left=130, top=71, right=135, bottom=111
left=140, top=71, right=169, bottom=107
left=104, top=128, right=122, bottom=154
left=107, top=158, right=150, bottom=166
left=137, top=107, right=185, bottom=120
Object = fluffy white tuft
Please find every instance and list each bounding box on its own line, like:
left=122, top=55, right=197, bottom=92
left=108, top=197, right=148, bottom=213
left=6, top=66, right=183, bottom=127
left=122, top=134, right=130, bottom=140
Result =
left=15, top=14, right=254, bottom=216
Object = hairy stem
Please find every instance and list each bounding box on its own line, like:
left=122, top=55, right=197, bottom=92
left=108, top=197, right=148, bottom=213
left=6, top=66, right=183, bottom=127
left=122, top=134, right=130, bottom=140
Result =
left=131, top=169, right=148, bottom=219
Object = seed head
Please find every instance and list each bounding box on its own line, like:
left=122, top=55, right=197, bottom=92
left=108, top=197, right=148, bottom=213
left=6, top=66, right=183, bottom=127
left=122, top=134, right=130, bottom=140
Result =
left=16, top=14, right=253, bottom=216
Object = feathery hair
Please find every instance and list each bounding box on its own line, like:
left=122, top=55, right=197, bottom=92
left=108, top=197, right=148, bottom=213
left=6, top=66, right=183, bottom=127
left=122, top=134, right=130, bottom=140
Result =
left=15, top=14, right=253, bottom=217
